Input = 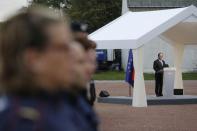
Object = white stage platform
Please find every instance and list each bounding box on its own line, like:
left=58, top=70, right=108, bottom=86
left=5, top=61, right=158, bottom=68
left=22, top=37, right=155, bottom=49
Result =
left=97, top=95, right=197, bottom=105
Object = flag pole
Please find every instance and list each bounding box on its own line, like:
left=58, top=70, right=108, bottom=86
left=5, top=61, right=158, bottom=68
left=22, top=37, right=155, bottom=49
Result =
left=129, top=85, right=131, bottom=97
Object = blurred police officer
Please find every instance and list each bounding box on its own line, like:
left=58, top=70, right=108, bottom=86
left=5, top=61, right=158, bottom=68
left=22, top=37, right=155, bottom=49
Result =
left=0, top=6, right=98, bottom=131
left=71, top=22, right=97, bottom=106
left=69, top=41, right=99, bottom=125
left=153, top=52, right=169, bottom=97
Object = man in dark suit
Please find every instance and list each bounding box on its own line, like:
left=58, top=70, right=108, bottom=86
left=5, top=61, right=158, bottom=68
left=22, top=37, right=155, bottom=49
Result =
left=153, top=52, right=169, bottom=97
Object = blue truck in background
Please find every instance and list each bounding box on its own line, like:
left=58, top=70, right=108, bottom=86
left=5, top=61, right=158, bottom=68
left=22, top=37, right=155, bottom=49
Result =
left=96, top=49, right=122, bottom=71
left=96, top=49, right=107, bottom=61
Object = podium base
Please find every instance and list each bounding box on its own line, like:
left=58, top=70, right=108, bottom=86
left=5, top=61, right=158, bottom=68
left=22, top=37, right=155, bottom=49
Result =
left=174, top=89, right=183, bottom=95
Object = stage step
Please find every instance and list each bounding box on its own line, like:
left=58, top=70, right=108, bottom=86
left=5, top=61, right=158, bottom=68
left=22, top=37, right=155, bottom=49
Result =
left=97, top=95, right=197, bottom=105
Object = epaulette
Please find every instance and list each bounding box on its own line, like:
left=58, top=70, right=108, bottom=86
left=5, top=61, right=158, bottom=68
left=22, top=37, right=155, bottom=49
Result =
left=0, top=95, right=8, bottom=112
left=18, top=106, right=40, bottom=121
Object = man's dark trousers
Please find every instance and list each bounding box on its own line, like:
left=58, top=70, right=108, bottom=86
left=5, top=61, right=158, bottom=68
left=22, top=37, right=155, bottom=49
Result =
left=155, top=73, right=163, bottom=96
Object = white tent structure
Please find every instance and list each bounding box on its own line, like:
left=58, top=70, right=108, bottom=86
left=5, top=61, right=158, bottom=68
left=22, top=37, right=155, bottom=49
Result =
left=89, top=5, right=197, bottom=107
left=0, top=0, right=29, bottom=22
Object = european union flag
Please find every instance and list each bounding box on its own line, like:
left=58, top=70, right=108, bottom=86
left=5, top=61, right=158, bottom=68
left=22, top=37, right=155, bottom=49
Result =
left=125, top=49, right=135, bottom=87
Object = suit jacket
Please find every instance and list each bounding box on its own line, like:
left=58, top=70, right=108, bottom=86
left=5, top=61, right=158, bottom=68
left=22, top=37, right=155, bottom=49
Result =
left=89, top=80, right=96, bottom=106
left=153, top=59, right=168, bottom=74
left=80, top=79, right=96, bottom=106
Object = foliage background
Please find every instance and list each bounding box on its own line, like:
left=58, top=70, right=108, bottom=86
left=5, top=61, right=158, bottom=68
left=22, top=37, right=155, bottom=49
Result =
left=32, top=0, right=122, bottom=32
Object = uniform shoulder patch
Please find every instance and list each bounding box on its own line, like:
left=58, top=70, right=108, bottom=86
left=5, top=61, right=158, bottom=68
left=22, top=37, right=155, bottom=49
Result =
left=0, top=96, right=8, bottom=112
left=18, top=107, right=40, bottom=121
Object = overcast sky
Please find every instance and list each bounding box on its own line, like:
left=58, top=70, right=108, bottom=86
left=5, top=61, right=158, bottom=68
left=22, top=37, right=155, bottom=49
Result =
left=0, top=0, right=29, bottom=21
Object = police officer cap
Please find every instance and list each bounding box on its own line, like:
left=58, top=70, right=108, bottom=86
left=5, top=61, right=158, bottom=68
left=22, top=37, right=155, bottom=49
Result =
left=71, top=21, right=88, bottom=33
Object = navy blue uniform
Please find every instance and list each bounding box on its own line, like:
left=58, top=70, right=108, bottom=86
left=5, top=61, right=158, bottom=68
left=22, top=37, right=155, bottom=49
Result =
left=0, top=92, right=98, bottom=131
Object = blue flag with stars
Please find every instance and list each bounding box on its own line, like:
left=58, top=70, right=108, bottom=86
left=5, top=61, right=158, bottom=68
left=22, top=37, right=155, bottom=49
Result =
left=125, top=49, right=135, bottom=87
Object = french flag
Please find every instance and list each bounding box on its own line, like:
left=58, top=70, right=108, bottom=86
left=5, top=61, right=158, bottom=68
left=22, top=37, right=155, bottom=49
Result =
left=125, top=49, right=135, bottom=87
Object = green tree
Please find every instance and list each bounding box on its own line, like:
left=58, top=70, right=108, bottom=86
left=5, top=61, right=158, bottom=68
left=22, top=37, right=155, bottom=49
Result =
left=67, top=0, right=121, bottom=32
left=32, top=0, right=70, bottom=9
left=32, top=0, right=121, bottom=32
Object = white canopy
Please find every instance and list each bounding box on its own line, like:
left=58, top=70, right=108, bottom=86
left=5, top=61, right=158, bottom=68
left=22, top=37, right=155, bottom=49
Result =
left=89, top=5, right=197, bottom=49
left=89, top=5, right=197, bottom=107
left=0, top=0, right=29, bottom=22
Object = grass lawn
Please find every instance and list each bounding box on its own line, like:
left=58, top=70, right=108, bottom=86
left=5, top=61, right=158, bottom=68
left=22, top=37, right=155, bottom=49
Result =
left=93, top=71, right=197, bottom=80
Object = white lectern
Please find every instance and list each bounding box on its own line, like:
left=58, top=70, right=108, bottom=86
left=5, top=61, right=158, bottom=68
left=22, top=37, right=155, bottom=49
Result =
left=163, top=67, right=176, bottom=97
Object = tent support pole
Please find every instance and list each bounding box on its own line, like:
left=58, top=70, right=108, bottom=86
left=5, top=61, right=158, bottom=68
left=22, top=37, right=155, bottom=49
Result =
left=173, top=43, right=184, bottom=95
left=132, top=46, right=147, bottom=107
